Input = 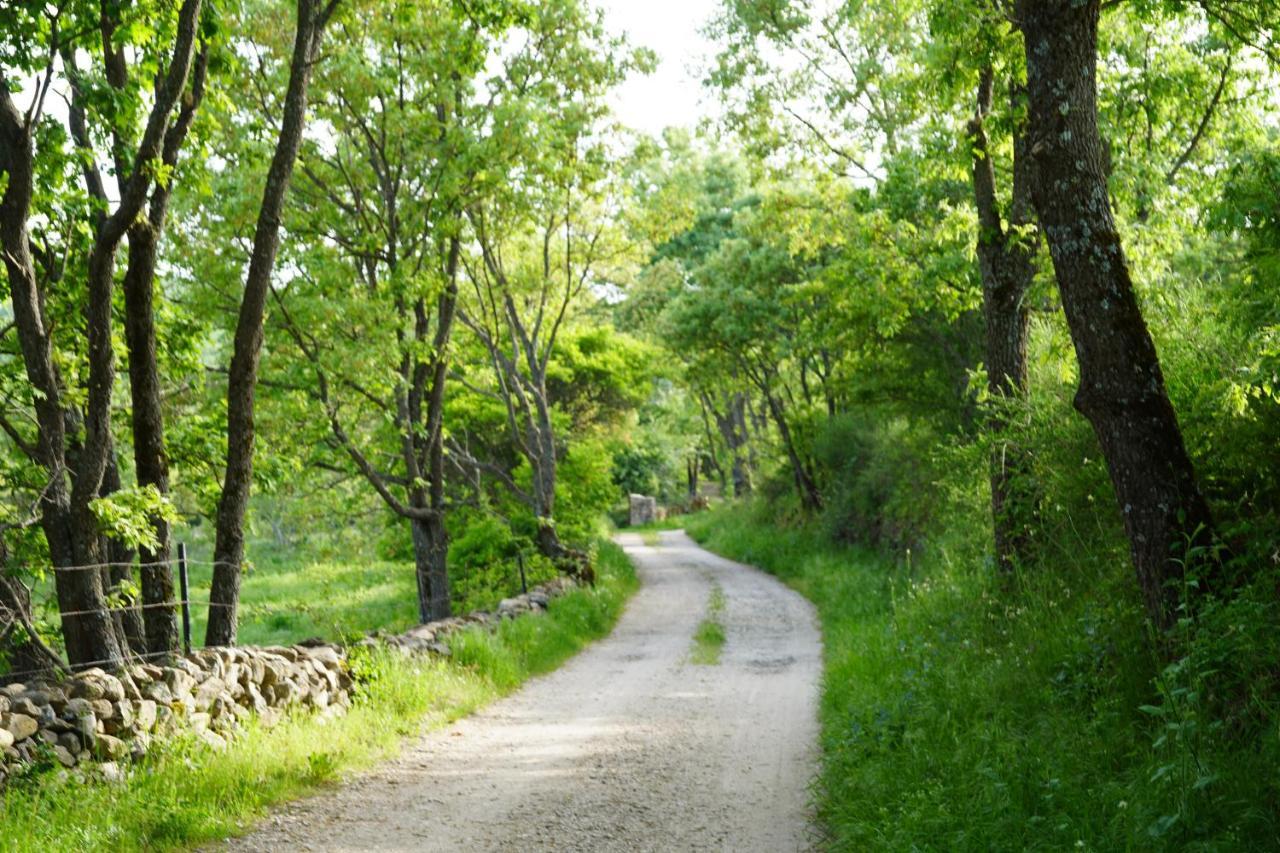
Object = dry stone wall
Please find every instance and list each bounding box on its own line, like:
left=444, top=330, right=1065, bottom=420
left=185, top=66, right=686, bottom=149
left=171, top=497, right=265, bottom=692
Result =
left=0, top=578, right=575, bottom=787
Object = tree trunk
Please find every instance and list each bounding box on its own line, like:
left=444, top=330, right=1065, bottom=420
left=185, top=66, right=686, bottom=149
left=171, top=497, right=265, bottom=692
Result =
left=0, top=569, right=66, bottom=682
left=1, top=89, right=123, bottom=670
left=528, top=421, right=591, bottom=581
left=120, top=38, right=208, bottom=655
left=1017, top=0, right=1216, bottom=625
left=970, top=66, right=1040, bottom=573
left=123, top=221, right=179, bottom=653
left=762, top=387, right=822, bottom=512
left=101, top=450, right=146, bottom=655
left=410, top=514, right=451, bottom=623
left=207, top=0, right=332, bottom=646
left=724, top=393, right=752, bottom=497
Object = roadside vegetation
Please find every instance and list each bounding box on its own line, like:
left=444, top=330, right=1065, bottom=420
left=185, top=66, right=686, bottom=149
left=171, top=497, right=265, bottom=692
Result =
left=0, top=544, right=636, bottom=853
left=688, top=505, right=1278, bottom=850
left=5, top=0, right=1280, bottom=850
left=689, top=583, right=726, bottom=665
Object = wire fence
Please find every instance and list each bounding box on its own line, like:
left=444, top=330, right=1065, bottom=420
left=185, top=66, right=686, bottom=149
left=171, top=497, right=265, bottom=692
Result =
left=0, top=542, right=241, bottom=683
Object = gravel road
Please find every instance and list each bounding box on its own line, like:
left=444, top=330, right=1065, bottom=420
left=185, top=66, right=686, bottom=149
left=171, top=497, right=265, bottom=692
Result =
left=226, top=530, right=822, bottom=852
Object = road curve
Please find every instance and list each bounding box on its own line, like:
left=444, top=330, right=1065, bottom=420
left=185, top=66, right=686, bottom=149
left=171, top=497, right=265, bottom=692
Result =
left=227, top=530, right=822, bottom=852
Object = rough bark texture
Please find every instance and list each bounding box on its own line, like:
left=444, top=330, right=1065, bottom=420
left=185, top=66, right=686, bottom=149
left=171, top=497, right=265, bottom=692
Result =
left=100, top=450, right=146, bottom=655
left=970, top=66, right=1040, bottom=573
left=207, top=0, right=335, bottom=646
left=410, top=514, right=451, bottom=623
left=123, top=214, right=179, bottom=655
left=0, top=91, right=119, bottom=667
left=1017, top=0, right=1216, bottom=625
left=416, top=252, right=460, bottom=621
left=0, top=0, right=201, bottom=667
left=122, top=49, right=208, bottom=656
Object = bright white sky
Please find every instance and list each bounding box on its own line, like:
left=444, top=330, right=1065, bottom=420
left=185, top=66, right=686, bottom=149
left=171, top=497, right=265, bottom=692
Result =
left=595, top=0, right=723, bottom=137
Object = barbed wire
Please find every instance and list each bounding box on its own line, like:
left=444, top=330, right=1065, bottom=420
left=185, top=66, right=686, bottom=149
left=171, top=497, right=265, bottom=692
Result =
left=0, top=647, right=183, bottom=684
left=38, top=598, right=244, bottom=621
left=29, top=557, right=243, bottom=574
left=47, top=599, right=186, bottom=620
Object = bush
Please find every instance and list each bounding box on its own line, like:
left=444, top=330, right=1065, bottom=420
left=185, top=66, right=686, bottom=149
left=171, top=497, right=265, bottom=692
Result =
left=814, top=413, right=936, bottom=553
left=687, top=503, right=1280, bottom=850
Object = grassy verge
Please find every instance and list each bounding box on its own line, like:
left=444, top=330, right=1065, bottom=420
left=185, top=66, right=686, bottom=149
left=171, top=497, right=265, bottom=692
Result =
left=684, top=504, right=1277, bottom=852
left=185, top=553, right=422, bottom=647
left=689, top=584, right=725, bottom=665
left=0, top=542, right=637, bottom=852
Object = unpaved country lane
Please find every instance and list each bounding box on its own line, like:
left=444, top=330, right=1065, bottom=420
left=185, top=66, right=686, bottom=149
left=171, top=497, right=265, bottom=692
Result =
left=228, top=530, right=822, bottom=852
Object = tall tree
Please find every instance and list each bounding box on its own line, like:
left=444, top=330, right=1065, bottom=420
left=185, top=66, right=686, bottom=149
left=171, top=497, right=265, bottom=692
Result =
left=968, top=62, right=1040, bottom=573
left=120, top=34, right=212, bottom=657
left=1015, top=0, right=1216, bottom=625
left=1, top=0, right=204, bottom=667
left=449, top=0, right=637, bottom=577
left=459, top=197, right=611, bottom=577
left=206, top=0, right=339, bottom=646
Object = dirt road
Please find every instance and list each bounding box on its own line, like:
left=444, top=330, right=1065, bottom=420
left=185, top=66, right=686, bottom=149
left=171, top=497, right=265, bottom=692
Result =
left=228, top=530, right=822, bottom=852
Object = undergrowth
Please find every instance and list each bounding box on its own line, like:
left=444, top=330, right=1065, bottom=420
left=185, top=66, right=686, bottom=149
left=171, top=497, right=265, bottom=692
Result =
left=0, top=542, right=637, bottom=852
left=686, top=505, right=1280, bottom=851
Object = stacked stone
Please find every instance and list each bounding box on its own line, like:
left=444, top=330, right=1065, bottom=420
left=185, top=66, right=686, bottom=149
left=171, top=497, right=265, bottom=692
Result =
left=370, top=577, right=576, bottom=656
left=0, top=576, right=575, bottom=787
left=628, top=494, right=659, bottom=526
left=0, top=643, right=351, bottom=786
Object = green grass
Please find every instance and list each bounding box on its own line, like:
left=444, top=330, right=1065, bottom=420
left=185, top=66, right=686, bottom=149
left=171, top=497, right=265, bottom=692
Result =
left=184, top=551, right=423, bottom=647
left=0, top=542, right=638, bottom=852
left=690, top=584, right=725, bottom=665
left=619, top=512, right=695, bottom=534
left=685, top=504, right=1280, bottom=852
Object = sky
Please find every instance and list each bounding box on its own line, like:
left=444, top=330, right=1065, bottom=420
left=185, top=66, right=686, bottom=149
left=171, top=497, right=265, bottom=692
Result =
left=595, top=0, right=723, bottom=137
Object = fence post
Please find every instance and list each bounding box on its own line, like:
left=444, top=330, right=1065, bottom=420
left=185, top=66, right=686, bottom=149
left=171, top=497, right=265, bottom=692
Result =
left=178, top=542, right=191, bottom=656
left=517, top=550, right=528, bottom=595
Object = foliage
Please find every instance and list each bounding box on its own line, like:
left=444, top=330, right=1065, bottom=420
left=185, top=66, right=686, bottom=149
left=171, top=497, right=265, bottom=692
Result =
left=88, top=487, right=181, bottom=553
left=688, top=504, right=1280, bottom=850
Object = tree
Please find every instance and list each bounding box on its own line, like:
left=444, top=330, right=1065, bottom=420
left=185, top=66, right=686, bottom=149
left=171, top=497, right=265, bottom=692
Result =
left=206, top=0, right=339, bottom=647
left=1, top=0, right=204, bottom=667
left=1015, top=0, right=1217, bottom=625
left=120, top=28, right=213, bottom=657
left=449, top=0, right=638, bottom=577
left=968, top=59, right=1040, bottom=573
left=270, top=0, right=503, bottom=624
left=459, top=190, right=615, bottom=576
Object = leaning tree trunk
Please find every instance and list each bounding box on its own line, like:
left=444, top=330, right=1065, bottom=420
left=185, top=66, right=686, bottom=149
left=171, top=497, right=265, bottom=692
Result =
left=762, top=387, right=822, bottom=512
left=1, top=89, right=124, bottom=670
left=0, top=567, right=66, bottom=681
left=1017, top=0, right=1216, bottom=626
left=207, top=0, right=332, bottom=646
left=970, top=65, right=1040, bottom=573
